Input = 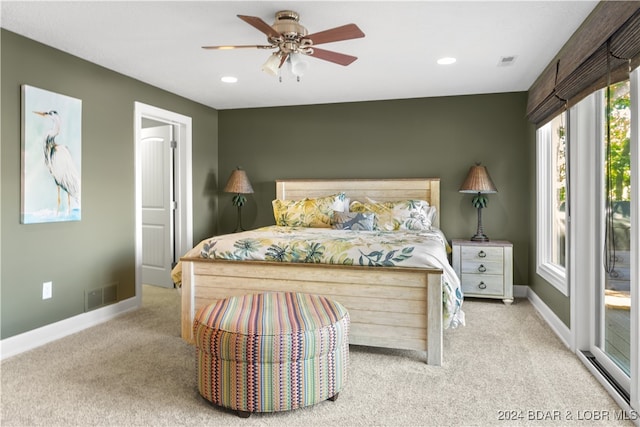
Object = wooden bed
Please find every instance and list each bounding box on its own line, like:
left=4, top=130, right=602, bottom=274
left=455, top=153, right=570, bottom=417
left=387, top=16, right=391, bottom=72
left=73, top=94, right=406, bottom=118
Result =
left=180, top=178, right=444, bottom=365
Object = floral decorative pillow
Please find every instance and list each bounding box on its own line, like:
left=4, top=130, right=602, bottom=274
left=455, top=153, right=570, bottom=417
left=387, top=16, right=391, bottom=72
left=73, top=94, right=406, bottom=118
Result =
left=273, top=192, right=348, bottom=227
left=349, top=199, right=433, bottom=231
left=332, top=211, right=375, bottom=231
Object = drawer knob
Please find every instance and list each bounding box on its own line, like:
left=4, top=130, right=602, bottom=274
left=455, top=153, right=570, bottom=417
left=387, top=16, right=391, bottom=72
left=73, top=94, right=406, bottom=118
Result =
left=478, top=282, right=487, bottom=289
left=478, top=250, right=486, bottom=258
left=477, top=264, right=487, bottom=273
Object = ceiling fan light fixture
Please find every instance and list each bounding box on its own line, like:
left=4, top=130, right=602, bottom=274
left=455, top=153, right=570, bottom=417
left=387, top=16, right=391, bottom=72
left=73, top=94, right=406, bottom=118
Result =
left=208, top=11, right=365, bottom=76
left=261, top=53, right=282, bottom=76
left=289, top=53, right=309, bottom=77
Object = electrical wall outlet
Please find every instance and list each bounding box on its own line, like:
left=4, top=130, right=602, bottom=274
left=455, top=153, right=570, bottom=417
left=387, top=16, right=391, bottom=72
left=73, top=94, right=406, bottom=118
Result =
left=42, top=281, right=52, bottom=300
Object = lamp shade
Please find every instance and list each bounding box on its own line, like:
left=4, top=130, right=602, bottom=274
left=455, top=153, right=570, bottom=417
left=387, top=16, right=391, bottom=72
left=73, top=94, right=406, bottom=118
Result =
left=289, top=53, right=309, bottom=77
left=261, top=53, right=281, bottom=76
left=459, top=164, right=497, bottom=194
left=224, top=168, right=254, bottom=194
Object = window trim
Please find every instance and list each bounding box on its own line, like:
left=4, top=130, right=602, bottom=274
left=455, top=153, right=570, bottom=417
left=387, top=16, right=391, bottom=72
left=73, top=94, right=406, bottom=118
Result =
left=536, top=119, right=569, bottom=296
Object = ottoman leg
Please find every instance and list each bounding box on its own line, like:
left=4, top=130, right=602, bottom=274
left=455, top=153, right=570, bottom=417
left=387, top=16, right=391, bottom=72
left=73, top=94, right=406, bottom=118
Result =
left=328, top=392, right=339, bottom=402
left=237, top=410, right=251, bottom=418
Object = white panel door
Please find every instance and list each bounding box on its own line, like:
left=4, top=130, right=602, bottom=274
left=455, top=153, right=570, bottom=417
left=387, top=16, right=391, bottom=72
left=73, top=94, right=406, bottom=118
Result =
left=141, top=125, right=174, bottom=288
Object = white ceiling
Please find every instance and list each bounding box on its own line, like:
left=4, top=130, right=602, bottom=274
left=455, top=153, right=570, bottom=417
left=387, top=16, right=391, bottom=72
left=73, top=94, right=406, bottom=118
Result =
left=1, top=1, right=599, bottom=110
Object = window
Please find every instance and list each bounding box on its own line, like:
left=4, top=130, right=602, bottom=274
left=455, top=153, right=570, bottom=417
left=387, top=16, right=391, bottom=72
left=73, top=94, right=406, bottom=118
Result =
left=537, top=111, right=569, bottom=295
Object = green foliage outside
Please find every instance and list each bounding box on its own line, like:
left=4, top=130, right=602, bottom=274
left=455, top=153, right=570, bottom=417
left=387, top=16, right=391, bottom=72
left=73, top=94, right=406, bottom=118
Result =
left=556, top=113, right=567, bottom=205
left=555, top=80, right=631, bottom=204
left=607, top=81, right=631, bottom=202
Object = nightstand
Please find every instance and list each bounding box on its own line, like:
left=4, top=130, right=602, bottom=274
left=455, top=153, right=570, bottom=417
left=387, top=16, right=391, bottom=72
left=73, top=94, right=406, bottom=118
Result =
left=451, top=239, right=513, bottom=304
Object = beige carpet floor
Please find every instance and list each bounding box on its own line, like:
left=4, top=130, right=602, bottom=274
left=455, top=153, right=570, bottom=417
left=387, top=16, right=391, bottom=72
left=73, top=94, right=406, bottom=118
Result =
left=0, top=285, right=631, bottom=426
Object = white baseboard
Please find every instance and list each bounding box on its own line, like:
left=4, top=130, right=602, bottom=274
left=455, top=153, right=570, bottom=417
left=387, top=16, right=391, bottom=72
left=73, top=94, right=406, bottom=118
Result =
left=525, top=287, right=572, bottom=349
left=0, top=296, right=140, bottom=361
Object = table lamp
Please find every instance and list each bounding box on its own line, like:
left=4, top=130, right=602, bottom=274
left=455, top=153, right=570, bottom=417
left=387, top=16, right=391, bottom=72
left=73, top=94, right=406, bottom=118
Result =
left=459, top=163, right=498, bottom=242
left=224, top=167, right=254, bottom=232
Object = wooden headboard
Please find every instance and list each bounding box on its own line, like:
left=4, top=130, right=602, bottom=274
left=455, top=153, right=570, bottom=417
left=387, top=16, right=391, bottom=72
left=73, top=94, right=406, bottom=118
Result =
left=275, top=178, right=440, bottom=229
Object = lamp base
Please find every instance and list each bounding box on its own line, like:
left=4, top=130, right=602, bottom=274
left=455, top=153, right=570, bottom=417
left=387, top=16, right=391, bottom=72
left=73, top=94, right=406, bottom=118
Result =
left=470, top=234, right=490, bottom=242
left=233, top=205, right=245, bottom=233
left=471, top=204, right=489, bottom=242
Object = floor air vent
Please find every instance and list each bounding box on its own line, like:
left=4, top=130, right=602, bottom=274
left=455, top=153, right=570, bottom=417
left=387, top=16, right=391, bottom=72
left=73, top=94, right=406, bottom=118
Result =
left=85, top=283, right=118, bottom=311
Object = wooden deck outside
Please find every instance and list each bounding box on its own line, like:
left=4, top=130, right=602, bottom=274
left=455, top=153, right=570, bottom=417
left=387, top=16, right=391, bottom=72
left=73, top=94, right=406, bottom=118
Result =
left=605, top=305, right=630, bottom=375
left=605, top=290, right=631, bottom=376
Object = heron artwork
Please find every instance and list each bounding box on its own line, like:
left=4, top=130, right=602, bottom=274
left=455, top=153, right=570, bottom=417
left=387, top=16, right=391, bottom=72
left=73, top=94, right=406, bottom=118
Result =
left=34, top=110, right=80, bottom=216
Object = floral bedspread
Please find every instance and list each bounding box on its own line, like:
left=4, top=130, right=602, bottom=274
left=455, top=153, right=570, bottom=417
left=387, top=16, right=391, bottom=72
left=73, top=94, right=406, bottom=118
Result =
left=172, top=226, right=464, bottom=328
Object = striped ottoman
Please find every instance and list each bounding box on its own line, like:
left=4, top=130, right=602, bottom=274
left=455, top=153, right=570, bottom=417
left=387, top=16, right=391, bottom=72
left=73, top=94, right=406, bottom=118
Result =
left=193, top=292, right=350, bottom=417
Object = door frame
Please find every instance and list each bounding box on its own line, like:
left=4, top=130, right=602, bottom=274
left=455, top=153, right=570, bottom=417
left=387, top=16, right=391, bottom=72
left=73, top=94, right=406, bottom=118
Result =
left=134, top=102, right=192, bottom=302
left=630, top=68, right=639, bottom=417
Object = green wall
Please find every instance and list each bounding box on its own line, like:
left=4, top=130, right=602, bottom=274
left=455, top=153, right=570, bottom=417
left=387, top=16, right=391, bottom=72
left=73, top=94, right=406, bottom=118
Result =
left=0, top=30, right=219, bottom=339
left=218, top=93, right=531, bottom=287
left=1, top=28, right=573, bottom=342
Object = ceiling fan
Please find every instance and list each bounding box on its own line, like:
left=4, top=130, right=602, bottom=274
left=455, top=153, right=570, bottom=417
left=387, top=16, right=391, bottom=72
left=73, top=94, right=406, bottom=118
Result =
left=202, top=10, right=365, bottom=77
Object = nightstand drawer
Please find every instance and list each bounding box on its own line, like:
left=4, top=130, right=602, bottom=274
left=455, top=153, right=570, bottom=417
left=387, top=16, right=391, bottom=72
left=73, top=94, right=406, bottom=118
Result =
left=460, top=245, right=503, bottom=262
left=461, top=274, right=504, bottom=296
left=461, top=261, right=503, bottom=275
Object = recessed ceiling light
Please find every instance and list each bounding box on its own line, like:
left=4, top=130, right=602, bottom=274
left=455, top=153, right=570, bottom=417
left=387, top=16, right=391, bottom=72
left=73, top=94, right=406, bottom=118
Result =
left=221, top=76, right=238, bottom=83
left=437, top=57, right=456, bottom=65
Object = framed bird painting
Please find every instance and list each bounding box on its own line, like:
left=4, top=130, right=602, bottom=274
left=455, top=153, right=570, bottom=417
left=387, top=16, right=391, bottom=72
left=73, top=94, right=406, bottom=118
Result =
left=21, top=85, right=82, bottom=224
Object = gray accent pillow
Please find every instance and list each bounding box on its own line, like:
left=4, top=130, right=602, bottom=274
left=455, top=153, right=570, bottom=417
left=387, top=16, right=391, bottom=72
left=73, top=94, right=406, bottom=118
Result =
left=332, top=211, right=375, bottom=231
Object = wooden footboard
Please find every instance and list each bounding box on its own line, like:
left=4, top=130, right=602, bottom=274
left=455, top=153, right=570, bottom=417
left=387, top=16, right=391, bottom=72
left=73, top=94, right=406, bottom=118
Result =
left=181, top=258, right=443, bottom=365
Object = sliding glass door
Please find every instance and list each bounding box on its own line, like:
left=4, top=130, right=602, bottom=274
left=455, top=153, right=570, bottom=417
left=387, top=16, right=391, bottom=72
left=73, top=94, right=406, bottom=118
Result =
left=593, top=79, right=633, bottom=394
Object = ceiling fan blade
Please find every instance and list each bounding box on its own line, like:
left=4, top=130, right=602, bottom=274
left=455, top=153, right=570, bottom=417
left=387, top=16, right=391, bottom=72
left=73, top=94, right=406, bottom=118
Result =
left=308, top=47, right=358, bottom=66
left=202, top=45, right=273, bottom=50
left=237, top=15, right=281, bottom=40
left=305, top=23, right=365, bottom=46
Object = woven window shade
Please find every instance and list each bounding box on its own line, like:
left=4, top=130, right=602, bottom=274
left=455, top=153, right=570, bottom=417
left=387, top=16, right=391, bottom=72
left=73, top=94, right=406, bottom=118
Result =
left=527, top=2, right=640, bottom=126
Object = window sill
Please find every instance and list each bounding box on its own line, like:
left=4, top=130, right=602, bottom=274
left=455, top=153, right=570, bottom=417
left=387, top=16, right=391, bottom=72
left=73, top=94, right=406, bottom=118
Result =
left=537, top=262, right=568, bottom=296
